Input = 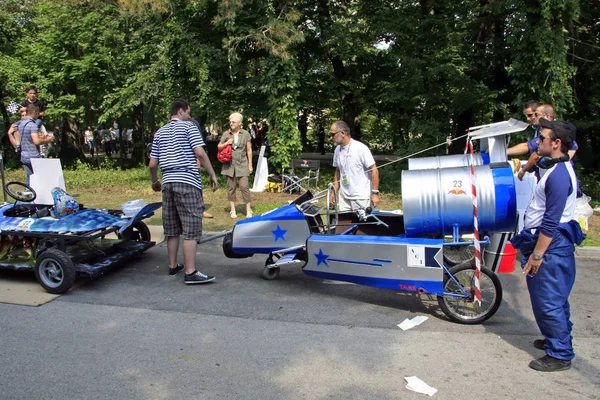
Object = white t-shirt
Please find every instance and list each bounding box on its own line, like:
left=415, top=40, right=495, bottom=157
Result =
left=333, top=139, right=376, bottom=200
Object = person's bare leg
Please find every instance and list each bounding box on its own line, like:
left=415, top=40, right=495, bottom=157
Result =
left=167, top=236, right=179, bottom=268
left=183, top=239, right=198, bottom=275
left=246, top=202, right=252, bottom=216
left=229, top=201, right=237, bottom=217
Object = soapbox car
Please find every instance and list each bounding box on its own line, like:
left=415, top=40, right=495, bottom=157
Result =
left=222, top=188, right=503, bottom=325
left=0, top=182, right=161, bottom=294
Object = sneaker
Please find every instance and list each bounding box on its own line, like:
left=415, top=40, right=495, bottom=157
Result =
left=168, top=263, right=185, bottom=276
left=184, top=270, right=216, bottom=284
left=529, top=355, right=571, bottom=372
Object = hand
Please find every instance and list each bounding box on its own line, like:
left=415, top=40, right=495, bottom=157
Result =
left=151, top=180, right=161, bottom=192
left=249, top=164, right=253, bottom=173
left=523, top=255, right=542, bottom=276
left=227, top=138, right=234, bottom=145
left=329, top=191, right=336, bottom=205
left=517, top=170, right=525, bottom=181
left=371, top=193, right=380, bottom=207
left=210, top=175, right=219, bottom=192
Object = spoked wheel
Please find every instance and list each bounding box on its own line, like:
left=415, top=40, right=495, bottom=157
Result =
left=119, top=221, right=151, bottom=242
left=443, top=244, right=475, bottom=266
left=437, top=260, right=503, bottom=324
left=34, top=248, right=76, bottom=294
left=261, top=254, right=280, bottom=280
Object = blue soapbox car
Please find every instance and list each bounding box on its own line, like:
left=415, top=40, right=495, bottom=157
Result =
left=222, top=187, right=506, bottom=325
left=221, top=120, right=530, bottom=324
left=0, top=182, right=161, bottom=294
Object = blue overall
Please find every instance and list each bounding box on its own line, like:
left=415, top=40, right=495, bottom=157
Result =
left=511, top=221, right=585, bottom=360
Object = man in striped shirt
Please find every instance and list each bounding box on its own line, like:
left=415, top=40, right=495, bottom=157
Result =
left=149, top=99, right=219, bottom=284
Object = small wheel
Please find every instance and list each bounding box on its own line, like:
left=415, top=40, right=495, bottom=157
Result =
left=443, top=245, right=475, bottom=266
left=35, top=248, right=76, bottom=294
left=437, top=260, right=503, bottom=324
left=119, top=221, right=151, bottom=241
left=262, top=254, right=281, bottom=280
left=261, top=266, right=280, bottom=280
left=5, top=182, right=37, bottom=202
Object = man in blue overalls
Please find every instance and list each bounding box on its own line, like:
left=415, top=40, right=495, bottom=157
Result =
left=511, top=118, right=585, bottom=372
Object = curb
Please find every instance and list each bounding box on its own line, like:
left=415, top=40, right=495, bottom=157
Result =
left=575, top=246, right=600, bottom=261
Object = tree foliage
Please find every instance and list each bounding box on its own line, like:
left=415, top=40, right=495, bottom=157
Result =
left=0, top=0, right=597, bottom=179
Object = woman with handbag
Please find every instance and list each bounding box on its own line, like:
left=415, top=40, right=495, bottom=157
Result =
left=218, top=112, right=253, bottom=219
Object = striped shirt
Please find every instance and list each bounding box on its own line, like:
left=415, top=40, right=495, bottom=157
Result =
left=150, top=119, right=205, bottom=190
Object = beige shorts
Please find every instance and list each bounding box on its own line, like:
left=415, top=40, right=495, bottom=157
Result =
left=337, top=195, right=370, bottom=212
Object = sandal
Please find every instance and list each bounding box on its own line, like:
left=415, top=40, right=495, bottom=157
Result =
left=246, top=210, right=253, bottom=218
left=230, top=211, right=238, bottom=219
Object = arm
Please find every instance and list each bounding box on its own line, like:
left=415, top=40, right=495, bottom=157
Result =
left=368, top=164, right=380, bottom=207
left=8, top=124, right=21, bottom=148
left=194, top=146, right=219, bottom=192
left=330, top=167, right=341, bottom=204
left=517, top=153, right=540, bottom=181
left=31, top=131, right=54, bottom=145
left=217, top=133, right=233, bottom=150
left=507, top=142, right=529, bottom=157
left=246, top=140, right=253, bottom=173
left=148, top=157, right=161, bottom=192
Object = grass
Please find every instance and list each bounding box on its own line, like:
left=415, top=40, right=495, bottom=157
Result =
left=4, top=165, right=597, bottom=246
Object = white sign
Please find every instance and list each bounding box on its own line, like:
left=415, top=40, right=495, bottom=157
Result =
left=407, top=246, right=425, bottom=267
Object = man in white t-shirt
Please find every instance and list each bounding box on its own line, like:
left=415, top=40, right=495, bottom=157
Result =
left=329, top=120, right=380, bottom=211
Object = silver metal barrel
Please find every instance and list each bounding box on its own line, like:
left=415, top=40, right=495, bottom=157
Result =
left=408, top=153, right=486, bottom=170
left=402, top=164, right=516, bottom=237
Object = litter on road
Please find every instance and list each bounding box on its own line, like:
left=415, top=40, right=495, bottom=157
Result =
left=404, top=376, right=437, bottom=397
left=397, top=315, right=429, bottom=331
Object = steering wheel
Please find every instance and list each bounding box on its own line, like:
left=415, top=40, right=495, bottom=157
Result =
left=6, top=182, right=37, bottom=202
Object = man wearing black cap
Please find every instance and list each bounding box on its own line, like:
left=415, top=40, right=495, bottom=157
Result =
left=511, top=118, right=585, bottom=372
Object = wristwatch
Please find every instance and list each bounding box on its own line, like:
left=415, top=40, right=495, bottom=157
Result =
left=371, top=189, right=379, bottom=194
left=532, top=252, right=543, bottom=261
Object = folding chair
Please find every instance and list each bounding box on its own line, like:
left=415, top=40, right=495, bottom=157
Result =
left=281, top=159, right=320, bottom=193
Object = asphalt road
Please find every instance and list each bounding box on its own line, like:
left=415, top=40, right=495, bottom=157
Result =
left=1, top=239, right=598, bottom=400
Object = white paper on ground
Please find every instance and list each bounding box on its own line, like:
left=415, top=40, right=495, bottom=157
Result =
left=397, top=315, right=429, bottom=331
left=404, top=376, right=437, bottom=397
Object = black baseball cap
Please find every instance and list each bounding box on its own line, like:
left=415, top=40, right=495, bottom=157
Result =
left=538, top=118, right=576, bottom=146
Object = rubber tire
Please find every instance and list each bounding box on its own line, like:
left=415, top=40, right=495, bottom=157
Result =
left=34, top=248, right=76, bottom=294
left=261, top=266, right=280, bottom=280
left=120, top=221, right=151, bottom=242
left=437, top=260, right=503, bottom=325
left=261, top=255, right=281, bottom=280
left=443, top=245, right=475, bottom=266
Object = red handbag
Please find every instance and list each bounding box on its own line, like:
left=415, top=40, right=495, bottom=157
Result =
left=217, top=134, right=233, bottom=163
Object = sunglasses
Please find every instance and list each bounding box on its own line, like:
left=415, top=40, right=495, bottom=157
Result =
left=526, top=113, right=534, bottom=118
left=538, top=134, right=556, bottom=142
left=330, top=130, right=342, bottom=136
